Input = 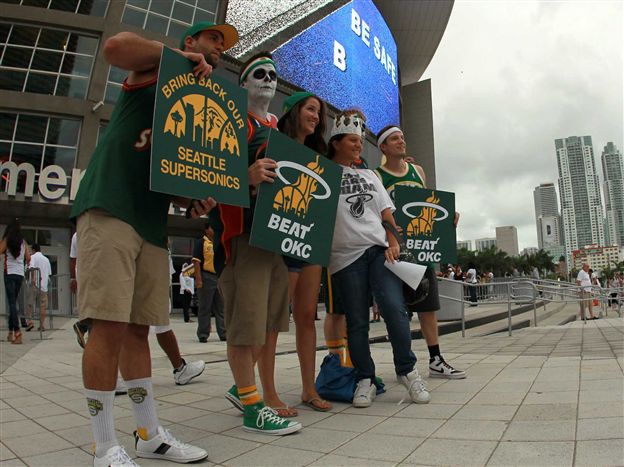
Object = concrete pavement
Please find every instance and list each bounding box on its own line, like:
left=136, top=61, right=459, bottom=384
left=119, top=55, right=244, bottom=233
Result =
left=1, top=313, right=623, bottom=466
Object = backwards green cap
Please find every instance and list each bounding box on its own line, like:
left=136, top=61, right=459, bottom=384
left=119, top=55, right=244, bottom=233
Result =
left=282, top=91, right=315, bottom=116
left=179, top=21, right=239, bottom=51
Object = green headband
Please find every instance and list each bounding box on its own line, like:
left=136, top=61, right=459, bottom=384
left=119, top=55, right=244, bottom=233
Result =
left=239, top=58, right=276, bottom=84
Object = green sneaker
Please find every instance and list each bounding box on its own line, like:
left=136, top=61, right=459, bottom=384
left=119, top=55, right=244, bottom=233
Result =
left=243, top=403, right=302, bottom=435
left=225, top=385, right=244, bottom=413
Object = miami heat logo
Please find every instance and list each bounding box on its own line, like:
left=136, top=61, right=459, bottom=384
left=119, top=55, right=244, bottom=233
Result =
left=164, top=94, right=240, bottom=156
left=346, top=193, right=373, bottom=218
left=403, top=192, right=448, bottom=237
left=273, top=155, right=330, bottom=219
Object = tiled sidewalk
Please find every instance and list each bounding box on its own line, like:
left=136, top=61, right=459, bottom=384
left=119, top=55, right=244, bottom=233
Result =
left=1, top=316, right=623, bottom=466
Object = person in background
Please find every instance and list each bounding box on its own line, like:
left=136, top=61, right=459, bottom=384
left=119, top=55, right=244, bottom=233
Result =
left=465, top=262, right=478, bottom=306
left=1, top=218, right=30, bottom=344
left=26, top=243, right=52, bottom=332
left=576, top=263, right=596, bottom=320
left=277, top=91, right=332, bottom=412
left=192, top=224, right=225, bottom=342
left=179, top=262, right=195, bottom=323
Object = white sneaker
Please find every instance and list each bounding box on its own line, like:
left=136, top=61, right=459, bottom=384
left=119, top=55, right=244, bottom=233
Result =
left=134, top=426, right=207, bottom=463
left=115, top=377, right=128, bottom=396
left=429, top=356, right=466, bottom=379
left=173, top=359, right=205, bottom=385
left=93, top=445, right=138, bottom=467
left=352, top=378, right=376, bottom=408
left=397, top=369, right=431, bottom=404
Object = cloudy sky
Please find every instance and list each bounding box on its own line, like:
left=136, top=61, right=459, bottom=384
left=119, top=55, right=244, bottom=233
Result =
left=420, top=0, right=623, bottom=251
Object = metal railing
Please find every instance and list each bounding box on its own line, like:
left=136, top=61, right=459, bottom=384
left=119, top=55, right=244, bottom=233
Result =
left=438, top=277, right=622, bottom=337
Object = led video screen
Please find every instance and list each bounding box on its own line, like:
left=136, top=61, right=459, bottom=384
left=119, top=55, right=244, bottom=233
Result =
left=272, top=0, right=399, bottom=134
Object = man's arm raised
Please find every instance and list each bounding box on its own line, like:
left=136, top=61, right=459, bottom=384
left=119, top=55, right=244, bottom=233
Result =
left=103, top=32, right=213, bottom=85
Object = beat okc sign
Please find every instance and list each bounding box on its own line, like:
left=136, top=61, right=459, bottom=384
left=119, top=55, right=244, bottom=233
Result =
left=393, top=186, right=457, bottom=265
left=250, top=131, right=342, bottom=266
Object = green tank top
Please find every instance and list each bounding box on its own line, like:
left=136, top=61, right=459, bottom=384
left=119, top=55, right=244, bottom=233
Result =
left=70, top=78, right=171, bottom=248
left=375, top=163, right=425, bottom=201
left=376, top=162, right=436, bottom=269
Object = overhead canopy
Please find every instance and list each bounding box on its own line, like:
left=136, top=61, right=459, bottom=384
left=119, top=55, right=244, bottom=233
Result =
left=373, top=0, right=454, bottom=85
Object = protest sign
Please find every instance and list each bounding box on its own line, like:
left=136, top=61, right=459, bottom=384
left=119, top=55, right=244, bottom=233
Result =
left=151, top=47, right=248, bottom=206
left=394, top=186, right=457, bottom=265
left=250, top=131, right=342, bottom=266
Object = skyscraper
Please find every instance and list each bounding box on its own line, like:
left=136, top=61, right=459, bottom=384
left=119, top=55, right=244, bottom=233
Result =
left=475, top=238, right=497, bottom=252
left=555, top=136, right=605, bottom=264
left=533, top=183, right=563, bottom=249
left=601, top=142, right=623, bottom=247
left=495, top=226, right=519, bottom=256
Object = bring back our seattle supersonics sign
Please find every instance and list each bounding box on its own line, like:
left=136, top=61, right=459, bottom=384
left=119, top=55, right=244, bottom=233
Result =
left=151, top=47, right=249, bottom=207
left=250, top=131, right=342, bottom=266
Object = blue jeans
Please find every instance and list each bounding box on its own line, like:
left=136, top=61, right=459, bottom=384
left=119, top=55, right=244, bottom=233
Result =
left=4, top=274, right=23, bottom=332
left=332, top=246, right=416, bottom=381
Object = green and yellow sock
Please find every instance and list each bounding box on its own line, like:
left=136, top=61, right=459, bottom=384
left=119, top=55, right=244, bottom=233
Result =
left=239, top=385, right=262, bottom=408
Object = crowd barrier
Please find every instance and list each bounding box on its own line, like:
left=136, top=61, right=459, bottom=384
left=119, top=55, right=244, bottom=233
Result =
left=438, top=277, right=622, bottom=337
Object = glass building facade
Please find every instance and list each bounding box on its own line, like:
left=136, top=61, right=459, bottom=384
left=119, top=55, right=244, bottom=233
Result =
left=0, top=0, right=221, bottom=314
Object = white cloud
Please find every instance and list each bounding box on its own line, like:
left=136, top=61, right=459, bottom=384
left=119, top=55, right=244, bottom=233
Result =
left=421, top=0, right=623, bottom=250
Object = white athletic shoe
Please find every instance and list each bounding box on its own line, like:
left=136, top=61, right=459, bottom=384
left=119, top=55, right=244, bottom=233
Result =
left=173, top=359, right=205, bottom=385
left=429, top=355, right=466, bottom=379
left=93, top=445, right=138, bottom=467
left=134, top=426, right=208, bottom=463
left=352, top=378, right=376, bottom=408
left=397, top=368, right=431, bottom=404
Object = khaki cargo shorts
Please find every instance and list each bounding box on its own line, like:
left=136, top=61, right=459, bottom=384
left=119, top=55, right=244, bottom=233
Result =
left=76, top=209, right=169, bottom=326
left=26, top=287, right=47, bottom=317
left=219, top=234, right=289, bottom=346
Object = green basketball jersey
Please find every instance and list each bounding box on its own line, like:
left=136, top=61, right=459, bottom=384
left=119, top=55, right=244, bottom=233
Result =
left=375, top=163, right=425, bottom=201
left=70, top=78, right=171, bottom=248
left=376, top=162, right=435, bottom=268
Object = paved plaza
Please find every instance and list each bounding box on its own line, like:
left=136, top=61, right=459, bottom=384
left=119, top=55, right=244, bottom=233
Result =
left=1, top=314, right=623, bottom=466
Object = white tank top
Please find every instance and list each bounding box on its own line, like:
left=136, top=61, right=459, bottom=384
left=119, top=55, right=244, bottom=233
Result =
left=4, top=241, right=26, bottom=276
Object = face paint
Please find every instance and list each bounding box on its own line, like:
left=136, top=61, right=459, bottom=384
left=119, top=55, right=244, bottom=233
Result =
left=243, top=63, right=277, bottom=102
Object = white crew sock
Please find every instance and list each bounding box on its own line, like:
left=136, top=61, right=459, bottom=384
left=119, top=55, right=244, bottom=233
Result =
left=125, top=377, right=159, bottom=440
left=84, top=389, right=118, bottom=457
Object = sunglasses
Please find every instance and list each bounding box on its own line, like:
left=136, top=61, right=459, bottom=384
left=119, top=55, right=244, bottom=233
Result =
left=252, top=68, right=277, bottom=81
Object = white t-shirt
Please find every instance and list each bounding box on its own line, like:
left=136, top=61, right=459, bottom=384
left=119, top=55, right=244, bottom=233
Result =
left=466, top=268, right=477, bottom=284
left=70, top=232, right=77, bottom=259
left=577, top=270, right=592, bottom=292
left=29, top=251, right=52, bottom=292
left=329, top=167, right=394, bottom=274
left=179, top=273, right=195, bottom=294
left=5, top=241, right=26, bottom=276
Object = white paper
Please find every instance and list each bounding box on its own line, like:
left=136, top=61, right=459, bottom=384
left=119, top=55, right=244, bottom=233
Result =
left=384, top=260, right=427, bottom=290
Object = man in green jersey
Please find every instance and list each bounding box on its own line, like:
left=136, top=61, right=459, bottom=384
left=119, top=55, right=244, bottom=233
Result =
left=375, top=125, right=466, bottom=380
left=70, top=21, right=238, bottom=466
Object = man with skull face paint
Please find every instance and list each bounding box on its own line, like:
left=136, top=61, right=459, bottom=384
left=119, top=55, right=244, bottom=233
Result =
left=327, top=110, right=431, bottom=409
left=209, top=52, right=302, bottom=435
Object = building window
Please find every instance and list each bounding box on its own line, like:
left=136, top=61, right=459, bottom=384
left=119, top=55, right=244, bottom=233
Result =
left=0, top=0, right=110, bottom=17
left=0, top=112, right=81, bottom=192
left=103, top=65, right=126, bottom=105
left=122, top=0, right=218, bottom=39
left=0, top=23, right=98, bottom=98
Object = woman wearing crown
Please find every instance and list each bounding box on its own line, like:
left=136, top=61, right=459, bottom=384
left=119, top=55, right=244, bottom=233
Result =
left=326, top=110, right=432, bottom=409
